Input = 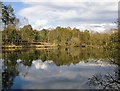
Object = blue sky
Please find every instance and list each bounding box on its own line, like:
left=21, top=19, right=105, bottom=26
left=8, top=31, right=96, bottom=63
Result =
left=2, top=0, right=118, bottom=32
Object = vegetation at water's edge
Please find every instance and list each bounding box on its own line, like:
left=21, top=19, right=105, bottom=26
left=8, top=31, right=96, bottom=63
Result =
left=0, top=2, right=119, bottom=49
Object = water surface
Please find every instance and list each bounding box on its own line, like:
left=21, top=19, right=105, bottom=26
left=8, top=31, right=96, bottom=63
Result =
left=1, top=47, right=120, bottom=89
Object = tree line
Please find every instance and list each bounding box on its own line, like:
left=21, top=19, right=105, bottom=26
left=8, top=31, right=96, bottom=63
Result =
left=0, top=2, right=119, bottom=48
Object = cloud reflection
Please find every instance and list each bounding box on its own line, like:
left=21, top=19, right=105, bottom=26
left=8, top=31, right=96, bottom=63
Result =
left=13, top=59, right=117, bottom=89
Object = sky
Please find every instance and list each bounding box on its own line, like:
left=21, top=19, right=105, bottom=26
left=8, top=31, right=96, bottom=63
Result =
left=2, top=0, right=118, bottom=32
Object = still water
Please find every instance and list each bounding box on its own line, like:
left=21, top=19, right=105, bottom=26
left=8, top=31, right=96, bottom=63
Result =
left=1, top=47, right=120, bottom=89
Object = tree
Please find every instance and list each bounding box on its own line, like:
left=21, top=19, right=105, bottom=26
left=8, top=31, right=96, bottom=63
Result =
left=20, top=25, right=34, bottom=42
left=1, top=2, right=16, bottom=29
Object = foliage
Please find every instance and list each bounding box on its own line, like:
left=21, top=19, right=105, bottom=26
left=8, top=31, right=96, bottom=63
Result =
left=2, top=24, right=118, bottom=48
left=1, top=2, right=16, bottom=28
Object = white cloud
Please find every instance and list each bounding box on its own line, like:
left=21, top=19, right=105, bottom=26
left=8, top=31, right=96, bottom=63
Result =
left=77, top=23, right=117, bottom=32
left=3, top=0, right=119, bottom=2
left=17, top=1, right=117, bottom=32
left=33, top=20, right=48, bottom=29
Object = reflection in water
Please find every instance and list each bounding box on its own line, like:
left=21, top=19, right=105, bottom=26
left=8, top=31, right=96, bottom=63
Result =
left=88, top=47, right=120, bottom=89
left=1, top=47, right=120, bottom=89
left=88, top=72, right=120, bottom=89
left=0, top=60, right=2, bottom=90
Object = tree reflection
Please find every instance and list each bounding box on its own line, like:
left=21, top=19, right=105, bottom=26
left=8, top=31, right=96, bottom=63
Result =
left=88, top=44, right=120, bottom=90
left=2, top=47, right=120, bottom=89
left=2, top=58, right=19, bottom=90
left=88, top=73, right=120, bottom=89
left=2, top=47, right=107, bottom=67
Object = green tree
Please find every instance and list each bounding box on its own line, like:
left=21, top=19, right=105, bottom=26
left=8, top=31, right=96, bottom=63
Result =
left=20, top=25, right=34, bottom=42
left=1, top=2, right=16, bottom=29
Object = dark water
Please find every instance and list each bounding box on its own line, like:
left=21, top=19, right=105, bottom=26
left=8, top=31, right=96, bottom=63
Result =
left=1, top=47, right=120, bottom=89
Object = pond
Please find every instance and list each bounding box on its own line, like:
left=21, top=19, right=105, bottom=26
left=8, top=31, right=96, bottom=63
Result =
left=1, top=47, right=120, bottom=89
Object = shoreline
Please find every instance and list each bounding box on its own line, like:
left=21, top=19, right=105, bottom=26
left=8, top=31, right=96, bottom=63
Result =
left=1, top=44, right=108, bottom=50
left=2, top=44, right=57, bottom=49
